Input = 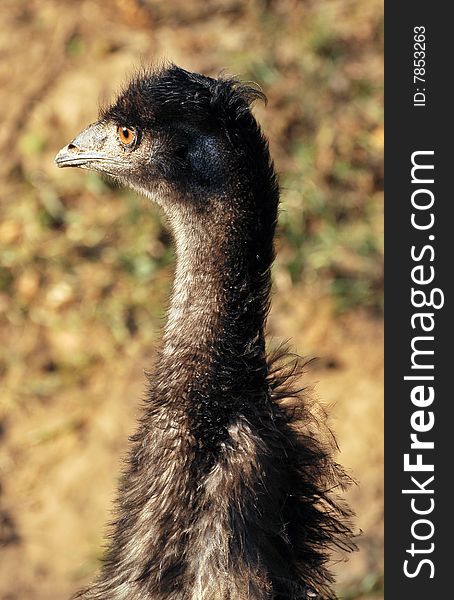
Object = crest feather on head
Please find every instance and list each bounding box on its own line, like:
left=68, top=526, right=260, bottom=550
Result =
left=102, top=64, right=266, bottom=131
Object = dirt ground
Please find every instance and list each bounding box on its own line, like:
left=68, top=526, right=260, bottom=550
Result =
left=0, top=1, right=383, bottom=598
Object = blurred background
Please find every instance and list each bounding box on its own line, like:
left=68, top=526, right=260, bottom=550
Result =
left=0, top=1, right=383, bottom=598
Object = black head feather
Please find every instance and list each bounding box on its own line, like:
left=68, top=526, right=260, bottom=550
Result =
left=102, top=64, right=267, bottom=132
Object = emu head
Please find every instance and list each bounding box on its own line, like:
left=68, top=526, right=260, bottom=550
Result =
left=55, top=65, right=272, bottom=217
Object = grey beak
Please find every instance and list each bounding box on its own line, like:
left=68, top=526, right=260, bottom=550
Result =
left=55, top=122, right=108, bottom=168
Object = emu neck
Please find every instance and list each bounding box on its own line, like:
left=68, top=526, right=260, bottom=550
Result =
left=162, top=207, right=271, bottom=370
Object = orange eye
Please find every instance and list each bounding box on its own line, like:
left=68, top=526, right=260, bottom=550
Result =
left=117, top=126, right=136, bottom=146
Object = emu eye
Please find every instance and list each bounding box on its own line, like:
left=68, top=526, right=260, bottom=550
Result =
left=117, top=126, right=136, bottom=146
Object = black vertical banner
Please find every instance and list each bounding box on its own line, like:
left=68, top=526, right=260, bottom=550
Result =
left=386, top=3, right=452, bottom=598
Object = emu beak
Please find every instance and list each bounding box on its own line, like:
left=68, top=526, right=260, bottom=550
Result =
left=55, top=122, right=108, bottom=169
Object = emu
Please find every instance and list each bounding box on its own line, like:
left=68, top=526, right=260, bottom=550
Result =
left=55, top=65, right=354, bottom=600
